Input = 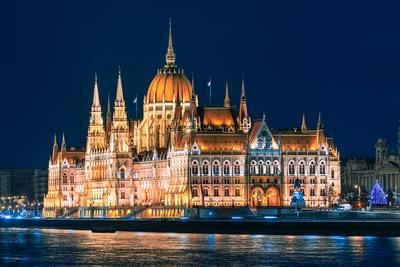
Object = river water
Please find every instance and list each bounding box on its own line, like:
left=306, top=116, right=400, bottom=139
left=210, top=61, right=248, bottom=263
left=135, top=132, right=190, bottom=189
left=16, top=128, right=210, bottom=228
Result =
left=0, top=228, right=399, bottom=266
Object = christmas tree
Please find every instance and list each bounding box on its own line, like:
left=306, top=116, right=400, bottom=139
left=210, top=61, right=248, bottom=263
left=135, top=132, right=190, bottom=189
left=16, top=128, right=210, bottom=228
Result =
left=370, top=180, right=387, bottom=205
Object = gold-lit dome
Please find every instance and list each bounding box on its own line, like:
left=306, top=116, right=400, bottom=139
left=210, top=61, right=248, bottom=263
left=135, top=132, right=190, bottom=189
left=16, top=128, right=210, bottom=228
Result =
left=147, top=68, right=192, bottom=103
left=146, top=19, right=193, bottom=103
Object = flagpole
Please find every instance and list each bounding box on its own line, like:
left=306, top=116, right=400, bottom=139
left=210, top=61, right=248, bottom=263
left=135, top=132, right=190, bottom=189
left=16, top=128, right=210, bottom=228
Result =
left=135, top=94, right=138, bottom=119
left=209, top=78, right=212, bottom=105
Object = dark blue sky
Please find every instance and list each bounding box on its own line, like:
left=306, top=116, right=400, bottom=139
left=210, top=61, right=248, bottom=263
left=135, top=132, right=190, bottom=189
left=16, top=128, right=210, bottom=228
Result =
left=3, top=1, right=400, bottom=168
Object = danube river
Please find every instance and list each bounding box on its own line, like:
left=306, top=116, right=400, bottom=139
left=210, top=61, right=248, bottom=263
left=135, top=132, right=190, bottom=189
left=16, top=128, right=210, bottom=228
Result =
left=1, top=228, right=400, bottom=266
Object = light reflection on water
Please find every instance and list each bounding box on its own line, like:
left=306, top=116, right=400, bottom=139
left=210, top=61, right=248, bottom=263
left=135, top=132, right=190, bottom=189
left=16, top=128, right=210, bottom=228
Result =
left=0, top=228, right=399, bottom=266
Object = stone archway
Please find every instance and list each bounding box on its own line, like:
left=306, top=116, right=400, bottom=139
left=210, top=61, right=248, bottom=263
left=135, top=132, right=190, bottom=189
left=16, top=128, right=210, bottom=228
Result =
left=265, top=186, right=280, bottom=206
left=251, top=187, right=264, bottom=207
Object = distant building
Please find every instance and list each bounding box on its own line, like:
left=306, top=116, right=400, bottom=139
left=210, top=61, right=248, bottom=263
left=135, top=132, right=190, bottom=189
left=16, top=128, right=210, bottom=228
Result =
left=342, top=128, right=400, bottom=197
left=33, top=169, right=48, bottom=203
left=0, top=169, right=48, bottom=202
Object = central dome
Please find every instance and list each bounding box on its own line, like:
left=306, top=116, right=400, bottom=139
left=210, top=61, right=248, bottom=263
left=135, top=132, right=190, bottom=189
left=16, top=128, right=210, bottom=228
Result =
left=147, top=67, right=192, bottom=103
left=146, top=19, right=193, bottom=104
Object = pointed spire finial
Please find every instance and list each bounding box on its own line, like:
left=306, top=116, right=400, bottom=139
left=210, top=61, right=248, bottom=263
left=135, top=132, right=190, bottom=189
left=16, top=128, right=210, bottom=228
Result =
left=263, top=111, right=266, bottom=122
left=166, top=18, right=176, bottom=65
left=107, top=94, right=111, bottom=115
left=61, top=132, right=66, bottom=150
left=92, top=73, right=101, bottom=109
left=301, top=112, right=307, bottom=132
left=53, top=133, right=57, bottom=147
left=317, top=111, right=322, bottom=130
left=224, top=79, right=230, bottom=108
left=191, top=72, right=196, bottom=99
left=241, top=73, right=246, bottom=99
left=115, top=67, right=125, bottom=104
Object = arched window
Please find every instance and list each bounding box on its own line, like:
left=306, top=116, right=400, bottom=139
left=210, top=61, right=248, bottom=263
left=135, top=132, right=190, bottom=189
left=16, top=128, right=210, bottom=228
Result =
left=235, top=188, right=240, bottom=196
left=309, top=161, right=316, bottom=175
left=250, top=161, right=257, bottom=175
left=258, top=161, right=264, bottom=175
left=70, top=177, right=74, bottom=184
left=320, top=161, right=326, bottom=175
left=213, top=188, right=219, bottom=197
left=213, top=161, right=220, bottom=176
left=120, top=169, right=125, bottom=179
left=273, top=161, right=280, bottom=175
left=288, top=161, right=295, bottom=175
left=62, top=173, right=67, bottom=184
left=224, top=188, right=230, bottom=197
left=192, top=188, right=198, bottom=197
left=299, top=161, right=305, bottom=176
left=202, top=161, right=209, bottom=176
left=223, top=161, right=230, bottom=176
left=192, top=161, right=199, bottom=175
left=331, top=169, right=335, bottom=178
left=265, top=161, right=271, bottom=175
left=234, top=161, right=240, bottom=175
left=203, top=188, right=209, bottom=197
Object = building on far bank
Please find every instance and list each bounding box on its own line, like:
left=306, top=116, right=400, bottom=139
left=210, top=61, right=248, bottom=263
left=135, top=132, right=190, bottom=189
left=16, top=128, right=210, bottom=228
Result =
left=341, top=127, right=400, bottom=198
left=0, top=169, right=48, bottom=203
left=43, top=22, right=341, bottom=218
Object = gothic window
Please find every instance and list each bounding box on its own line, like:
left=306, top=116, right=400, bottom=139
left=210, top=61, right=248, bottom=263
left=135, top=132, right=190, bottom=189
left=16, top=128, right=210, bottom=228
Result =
left=288, top=161, right=295, bottom=175
left=310, top=188, right=315, bottom=196
left=309, top=161, right=316, bottom=175
left=258, top=161, right=264, bottom=175
left=223, top=161, right=230, bottom=176
left=192, top=161, right=199, bottom=175
left=213, top=188, right=219, bottom=197
left=235, top=188, right=240, bottom=196
left=234, top=161, right=240, bottom=175
left=299, top=161, right=305, bottom=176
left=273, top=161, right=280, bottom=175
left=250, top=161, right=257, bottom=175
left=203, top=188, right=209, bottom=197
left=224, top=188, right=230, bottom=197
left=331, top=169, right=335, bottom=178
left=202, top=161, right=209, bottom=176
left=121, top=191, right=125, bottom=199
left=265, top=161, right=271, bottom=175
left=213, top=161, right=220, bottom=176
left=62, top=174, right=67, bottom=184
left=70, top=177, right=74, bottom=184
left=320, top=161, right=326, bottom=175
left=120, top=169, right=126, bottom=179
left=192, top=188, right=198, bottom=197
left=320, top=188, right=326, bottom=196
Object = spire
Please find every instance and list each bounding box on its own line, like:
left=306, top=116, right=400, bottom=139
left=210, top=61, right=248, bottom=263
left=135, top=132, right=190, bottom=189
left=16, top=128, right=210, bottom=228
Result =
left=224, top=79, right=230, bottom=108
left=165, top=18, right=176, bottom=65
left=115, top=66, right=125, bottom=105
left=317, top=111, right=322, bottom=130
left=241, top=75, right=246, bottom=100
left=61, top=132, right=66, bottom=151
left=191, top=72, right=196, bottom=98
left=106, top=94, right=112, bottom=135
left=53, top=134, right=58, bottom=148
left=301, top=112, right=307, bottom=132
left=92, top=73, right=101, bottom=111
left=51, top=134, right=58, bottom=162
left=107, top=94, right=111, bottom=116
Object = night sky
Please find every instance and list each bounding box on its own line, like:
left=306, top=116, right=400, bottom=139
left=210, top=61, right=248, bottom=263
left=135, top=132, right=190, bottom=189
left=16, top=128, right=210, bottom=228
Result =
left=3, top=1, right=400, bottom=168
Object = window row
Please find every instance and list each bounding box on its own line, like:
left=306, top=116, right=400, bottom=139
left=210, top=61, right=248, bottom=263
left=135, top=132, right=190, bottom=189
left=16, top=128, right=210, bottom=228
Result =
left=288, top=160, right=327, bottom=176
left=250, top=160, right=280, bottom=175
left=192, top=187, right=241, bottom=197
left=191, top=160, right=241, bottom=176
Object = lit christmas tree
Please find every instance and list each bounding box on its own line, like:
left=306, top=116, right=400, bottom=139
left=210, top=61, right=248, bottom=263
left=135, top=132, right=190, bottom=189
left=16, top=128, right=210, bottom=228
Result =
left=370, top=180, right=388, bottom=205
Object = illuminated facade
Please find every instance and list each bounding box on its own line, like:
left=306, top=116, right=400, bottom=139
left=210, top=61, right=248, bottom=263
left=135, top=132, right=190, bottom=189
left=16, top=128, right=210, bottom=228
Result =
left=43, top=22, right=341, bottom=217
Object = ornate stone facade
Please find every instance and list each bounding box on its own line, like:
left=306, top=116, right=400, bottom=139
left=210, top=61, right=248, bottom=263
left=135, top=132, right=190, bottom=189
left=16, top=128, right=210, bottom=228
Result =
left=43, top=23, right=341, bottom=217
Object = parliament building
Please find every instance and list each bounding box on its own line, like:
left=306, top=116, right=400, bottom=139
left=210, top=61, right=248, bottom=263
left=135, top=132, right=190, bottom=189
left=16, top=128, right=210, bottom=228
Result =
left=43, top=23, right=341, bottom=218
